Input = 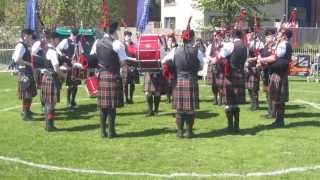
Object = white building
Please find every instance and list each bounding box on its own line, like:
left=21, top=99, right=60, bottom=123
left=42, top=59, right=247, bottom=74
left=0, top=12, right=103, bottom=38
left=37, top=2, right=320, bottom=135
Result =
left=160, top=0, right=286, bottom=31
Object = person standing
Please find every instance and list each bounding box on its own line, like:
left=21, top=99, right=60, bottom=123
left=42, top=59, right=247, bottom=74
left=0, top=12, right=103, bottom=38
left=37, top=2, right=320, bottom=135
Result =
left=94, top=22, right=136, bottom=138
left=122, top=30, right=139, bottom=104
left=12, top=29, right=37, bottom=120
left=245, top=31, right=264, bottom=111
left=41, top=32, right=64, bottom=131
left=56, top=29, right=81, bottom=109
left=259, top=29, right=276, bottom=119
left=206, top=31, right=224, bottom=105
left=258, top=29, right=292, bottom=127
left=212, top=30, right=248, bottom=132
left=164, top=26, right=204, bottom=138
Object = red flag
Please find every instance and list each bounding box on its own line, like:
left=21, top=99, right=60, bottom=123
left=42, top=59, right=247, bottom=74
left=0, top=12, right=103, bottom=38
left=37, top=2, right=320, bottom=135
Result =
left=101, top=0, right=108, bottom=29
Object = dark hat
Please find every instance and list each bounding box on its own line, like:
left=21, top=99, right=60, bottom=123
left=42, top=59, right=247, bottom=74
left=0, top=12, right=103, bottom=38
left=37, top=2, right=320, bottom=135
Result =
left=109, top=22, right=119, bottom=34
left=232, top=29, right=243, bottom=39
left=47, top=31, right=60, bottom=40
left=124, top=30, right=132, bottom=36
left=71, top=29, right=79, bottom=36
left=21, top=28, right=34, bottom=36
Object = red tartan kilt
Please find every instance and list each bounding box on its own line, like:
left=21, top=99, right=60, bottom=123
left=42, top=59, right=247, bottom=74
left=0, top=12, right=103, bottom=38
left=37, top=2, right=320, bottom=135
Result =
left=214, top=72, right=224, bottom=89
left=206, top=63, right=214, bottom=85
left=17, top=72, right=37, bottom=100
left=66, top=68, right=82, bottom=86
left=143, top=72, right=164, bottom=94
left=97, top=71, right=124, bottom=109
left=172, top=78, right=199, bottom=111
left=41, top=73, right=60, bottom=106
left=223, top=70, right=246, bottom=105
left=245, top=67, right=260, bottom=91
left=269, top=73, right=289, bottom=103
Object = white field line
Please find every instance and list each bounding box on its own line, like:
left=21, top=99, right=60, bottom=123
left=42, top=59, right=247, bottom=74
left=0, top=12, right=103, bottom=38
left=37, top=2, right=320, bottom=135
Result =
left=0, top=87, right=320, bottom=94
left=1, top=96, right=320, bottom=112
left=0, top=155, right=320, bottom=178
left=293, top=100, right=320, bottom=110
left=0, top=98, right=93, bottom=112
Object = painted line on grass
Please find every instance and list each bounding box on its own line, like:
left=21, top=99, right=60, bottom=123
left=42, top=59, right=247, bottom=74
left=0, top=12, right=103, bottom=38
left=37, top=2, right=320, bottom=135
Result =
left=0, top=98, right=93, bottom=112
left=0, top=155, right=320, bottom=178
left=1, top=97, right=320, bottom=112
left=293, top=100, right=320, bottom=110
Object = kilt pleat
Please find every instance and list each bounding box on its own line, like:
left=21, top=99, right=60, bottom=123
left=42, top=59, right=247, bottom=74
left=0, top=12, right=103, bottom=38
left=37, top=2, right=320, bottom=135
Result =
left=143, top=72, right=164, bottom=94
left=245, top=66, right=260, bottom=91
left=41, top=72, right=59, bottom=106
left=269, top=73, right=289, bottom=103
left=66, top=68, right=82, bottom=86
left=122, top=64, right=139, bottom=85
left=172, top=78, right=199, bottom=111
left=97, top=71, right=124, bottom=109
left=17, top=72, right=37, bottom=100
left=223, top=70, right=246, bottom=105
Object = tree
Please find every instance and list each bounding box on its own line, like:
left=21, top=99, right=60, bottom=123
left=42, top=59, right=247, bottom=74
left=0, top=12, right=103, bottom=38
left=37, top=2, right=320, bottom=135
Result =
left=1, top=0, right=126, bottom=28
left=193, top=0, right=278, bottom=27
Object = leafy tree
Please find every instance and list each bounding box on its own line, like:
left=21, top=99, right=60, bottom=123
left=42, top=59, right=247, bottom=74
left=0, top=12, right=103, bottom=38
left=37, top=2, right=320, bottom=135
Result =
left=193, top=0, right=279, bottom=27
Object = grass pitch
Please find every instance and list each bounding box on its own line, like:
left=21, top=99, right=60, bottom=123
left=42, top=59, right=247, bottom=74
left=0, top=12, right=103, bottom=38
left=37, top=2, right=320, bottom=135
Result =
left=0, top=72, right=320, bottom=180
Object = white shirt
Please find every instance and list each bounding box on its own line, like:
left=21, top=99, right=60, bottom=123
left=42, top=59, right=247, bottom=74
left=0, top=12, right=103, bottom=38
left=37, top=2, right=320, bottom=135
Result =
left=12, top=41, right=26, bottom=63
left=219, top=39, right=248, bottom=58
left=46, top=44, right=60, bottom=72
left=56, top=38, right=71, bottom=56
left=275, top=40, right=288, bottom=58
left=90, top=34, right=132, bottom=61
left=161, top=45, right=205, bottom=70
left=31, top=40, right=42, bottom=56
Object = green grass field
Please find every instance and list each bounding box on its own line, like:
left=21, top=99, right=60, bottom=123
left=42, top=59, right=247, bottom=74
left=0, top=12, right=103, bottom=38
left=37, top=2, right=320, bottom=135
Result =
left=0, top=72, right=320, bottom=180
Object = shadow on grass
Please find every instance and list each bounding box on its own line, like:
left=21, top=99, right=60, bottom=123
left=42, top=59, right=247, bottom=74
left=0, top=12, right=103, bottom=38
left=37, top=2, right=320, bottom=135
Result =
left=259, top=105, right=305, bottom=111
left=58, top=124, right=100, bottom=132
left=196, top=110, right=219, bottom=119
left=57, top=122, right=128, bottom=132
left=54, top=104, right=97, bottom=120
left=119, top=128, right=176, bottom=138
left=285, top=112, right=320, bottom=118
left=195, top=120, right=320, bottom=138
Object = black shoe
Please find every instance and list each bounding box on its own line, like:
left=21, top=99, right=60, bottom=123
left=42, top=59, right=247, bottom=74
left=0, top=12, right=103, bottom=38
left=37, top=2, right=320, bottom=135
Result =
left=271, top=121, right=285, bottom=128
left=71, top=101, right=77, bottom=108
left=21, top=111, right=32, bottom=121
left=46, top=121, right=58, bottom=132
left=127, top=99, right=134, bottom=104
left=213, top=97, right=218, bottom=105
left=145, top=111, right=154, bottom=117
left=261, top=114, right=273, bottom=119
left=233, top=107, right=240, bottom=133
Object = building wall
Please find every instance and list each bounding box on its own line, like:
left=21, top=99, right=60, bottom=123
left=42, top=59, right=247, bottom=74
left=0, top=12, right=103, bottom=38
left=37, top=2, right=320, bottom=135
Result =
left=161, top=0, right=204, bottom=31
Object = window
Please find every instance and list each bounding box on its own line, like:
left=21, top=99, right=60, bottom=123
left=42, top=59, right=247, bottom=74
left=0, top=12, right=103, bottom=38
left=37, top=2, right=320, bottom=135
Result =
left=164, top=0, right=175, bottom=5
left=164, top=17, right=176, bottom=29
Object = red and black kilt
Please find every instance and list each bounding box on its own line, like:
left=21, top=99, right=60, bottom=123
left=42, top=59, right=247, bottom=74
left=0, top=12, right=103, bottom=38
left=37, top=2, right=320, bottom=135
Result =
left=66, top=67, right=82, bottom=86
left=41, top=72, right=60, bottom=106
left=214, top=64, right=224, bottom=89
left=245, top=66, right=261, bottom=91
left=206, top=63, right=215, bottom=85
left=122, top=64, right=139, bottom=85
left=172, top=77, right=199, bottom=112
left=269, top=73, right=289, bottom=103
left=223, top=70, right=246, bottom=105
left=97, top=71, right=124, bottom=109
left=143, top=72, right=165, bottom=94
left=17, top=71, right=37, bottom=100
